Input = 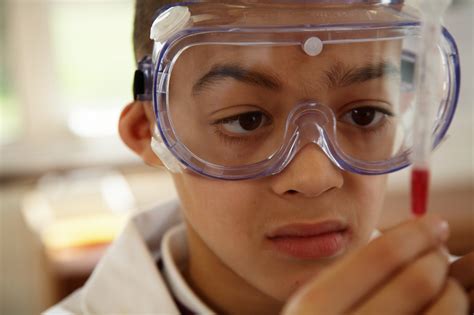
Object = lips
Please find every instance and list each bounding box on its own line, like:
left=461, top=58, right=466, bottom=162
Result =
left=266, top=220, right=349, bottom=260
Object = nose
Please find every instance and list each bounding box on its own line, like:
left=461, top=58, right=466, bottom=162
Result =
left=270, top=143, right=343, bottom=198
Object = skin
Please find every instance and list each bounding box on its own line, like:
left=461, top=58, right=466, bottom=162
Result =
left=120, top=100, right=471, bottom=314
left=169, top=41, right=396, bottom=304
left=119, top=38, right=472, bottom=314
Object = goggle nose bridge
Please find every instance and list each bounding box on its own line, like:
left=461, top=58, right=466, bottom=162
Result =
left=271, top=103, right=342, bottom=175
left=289, top=102, right=333, bottom=149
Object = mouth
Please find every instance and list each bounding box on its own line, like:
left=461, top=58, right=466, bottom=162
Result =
left=266, top=220, right=350, bottom=260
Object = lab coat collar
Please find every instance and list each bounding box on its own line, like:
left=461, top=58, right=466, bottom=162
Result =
left=79, top=200, right=183, bottom=315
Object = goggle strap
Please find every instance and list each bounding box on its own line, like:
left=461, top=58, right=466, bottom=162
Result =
left=133, top=56, right=154, bottom=101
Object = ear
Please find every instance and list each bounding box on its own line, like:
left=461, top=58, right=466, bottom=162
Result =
left=118, top=101, right=163, bottom=167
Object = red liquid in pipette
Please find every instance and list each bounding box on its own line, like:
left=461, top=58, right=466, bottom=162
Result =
left=411, top=168, right=430, bottom=216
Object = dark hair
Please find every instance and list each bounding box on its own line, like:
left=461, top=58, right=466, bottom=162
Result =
left=133, top=0, right=182, bottom=62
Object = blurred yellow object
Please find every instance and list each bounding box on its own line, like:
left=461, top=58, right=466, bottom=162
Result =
left=21, top=169, right=136, bottom=253
left=42, top=213, right=128, bottom=251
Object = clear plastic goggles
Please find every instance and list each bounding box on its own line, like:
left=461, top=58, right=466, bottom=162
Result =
left=134, top=1, right=460, bottom=180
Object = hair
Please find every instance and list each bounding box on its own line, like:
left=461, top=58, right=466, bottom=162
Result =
left=133, top=0, right=182, bottom=62
left=133, top=0, right=417, bottom=62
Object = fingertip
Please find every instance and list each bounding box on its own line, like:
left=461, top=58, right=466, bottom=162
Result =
left=421, top=215, right=450, bottom=242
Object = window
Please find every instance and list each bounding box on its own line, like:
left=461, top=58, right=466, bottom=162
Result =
left=50, top=1, right=135, bottom=137
left=0, top=0, right=21, bottom=145
left=1, top=0, right=138, bottom=176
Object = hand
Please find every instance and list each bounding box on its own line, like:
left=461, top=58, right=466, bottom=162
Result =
left=450, top=251, right=474, bottom=313
left=281, top=215, right=469, bottom=315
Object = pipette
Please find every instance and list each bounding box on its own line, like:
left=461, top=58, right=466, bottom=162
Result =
left=411, top=0, right=451, bottom=216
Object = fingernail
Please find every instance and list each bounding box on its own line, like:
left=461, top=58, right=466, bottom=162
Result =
left=439, top=220, right=449, bottom=241
left=431, top=217, right=450, bottom=241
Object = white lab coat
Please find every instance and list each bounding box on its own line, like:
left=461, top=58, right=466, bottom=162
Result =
left=43, top=200, right=195, bottom=315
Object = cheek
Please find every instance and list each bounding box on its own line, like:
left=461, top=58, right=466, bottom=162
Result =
left=171, top=172, right=263, bottom=248
left=352, top=175, right=387, bottom=206
left=345, top=174, right=388, bottom=242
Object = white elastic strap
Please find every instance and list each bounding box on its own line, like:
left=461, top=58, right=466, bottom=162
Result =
left=151, top=126, right=183, bottom=173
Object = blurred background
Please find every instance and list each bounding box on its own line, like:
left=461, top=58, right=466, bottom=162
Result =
left=0, top=0, right=472, bottom=314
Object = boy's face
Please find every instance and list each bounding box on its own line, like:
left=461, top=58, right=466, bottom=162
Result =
left=172, top=160, right=387, bottom=301
left=162, top=40, right=396, bottom=301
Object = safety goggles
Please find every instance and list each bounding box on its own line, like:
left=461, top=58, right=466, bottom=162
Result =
left=134, top=0, right=460, bottom=180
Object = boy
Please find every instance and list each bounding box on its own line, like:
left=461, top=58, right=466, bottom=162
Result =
left=46, top=0, right=473, bottom=314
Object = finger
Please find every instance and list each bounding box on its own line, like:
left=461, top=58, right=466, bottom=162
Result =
left=283, top=215, right=449, bottom=315
left=449, top=251, right=474, bottom=290
left=424, top=278, right=468, bottom=315
left=353, top=248, right=448, bottom=314
left=469, top=289, right=474, bottom=314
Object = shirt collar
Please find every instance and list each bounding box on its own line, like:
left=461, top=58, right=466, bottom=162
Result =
left=161, top=224, right=215, bottom=314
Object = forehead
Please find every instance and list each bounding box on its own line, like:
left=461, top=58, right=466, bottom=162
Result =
left=170, top=40, right=403, bottom=88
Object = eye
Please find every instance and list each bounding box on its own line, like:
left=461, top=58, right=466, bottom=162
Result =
left=216, top=111, right=270, bottom=135
left=341, top=106, right=391, bottom=128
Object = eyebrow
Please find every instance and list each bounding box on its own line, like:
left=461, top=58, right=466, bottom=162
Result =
left=192, top=61, right=400, bottom=95
left=192, top=64, right=282, bottom=95
left=323, top=61, right=401, bottom=89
